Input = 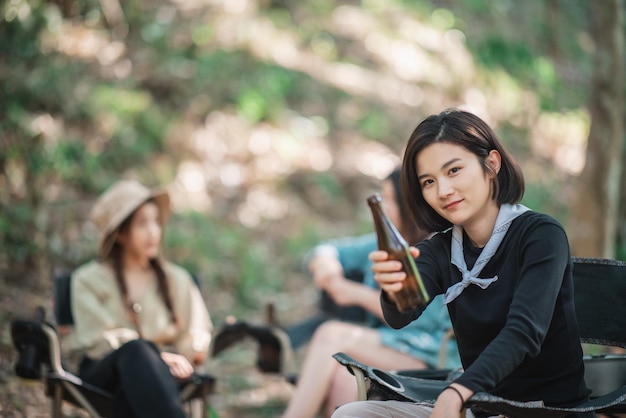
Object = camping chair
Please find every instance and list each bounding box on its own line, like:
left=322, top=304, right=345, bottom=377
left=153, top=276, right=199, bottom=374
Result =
left=210, top=269, right=373, bottom=381
left=10, top=273, right=216, bottom=418
left=334, top=256, right=626, bottom=418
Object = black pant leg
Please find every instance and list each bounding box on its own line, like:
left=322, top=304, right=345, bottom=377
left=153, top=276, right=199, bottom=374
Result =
left=79, top=339, right=186, bottom=418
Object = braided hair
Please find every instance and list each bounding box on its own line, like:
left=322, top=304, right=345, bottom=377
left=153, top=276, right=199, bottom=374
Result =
left=108, top=199, right=179, bottom=326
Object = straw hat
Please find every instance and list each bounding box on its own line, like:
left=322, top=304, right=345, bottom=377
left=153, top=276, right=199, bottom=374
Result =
left=89, top=180, right=171, bottom=258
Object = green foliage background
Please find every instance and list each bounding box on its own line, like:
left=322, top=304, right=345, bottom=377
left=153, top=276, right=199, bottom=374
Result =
left=0, top=0, right=601, bottom=319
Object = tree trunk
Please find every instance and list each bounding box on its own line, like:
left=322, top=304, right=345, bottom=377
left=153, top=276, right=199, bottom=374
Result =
left=618, top=111, right=626, bottom=260
left=568, top=0, right=624, bottom=258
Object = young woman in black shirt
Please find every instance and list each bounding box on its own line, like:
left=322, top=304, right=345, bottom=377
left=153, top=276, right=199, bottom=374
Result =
left=331, top=109, right=592, bottom=418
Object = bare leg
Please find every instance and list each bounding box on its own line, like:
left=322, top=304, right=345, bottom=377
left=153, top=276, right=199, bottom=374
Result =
left=325, top=365, right=361, bottom=417
left=281, top=321, right=427, bottom=418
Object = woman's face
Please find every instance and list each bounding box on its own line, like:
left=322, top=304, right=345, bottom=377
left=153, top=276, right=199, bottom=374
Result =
left=416, top=142, right=500, bottom=229
left=381, top=179, right=402, bottom=231
left=117, top=202, right=162, bottom=262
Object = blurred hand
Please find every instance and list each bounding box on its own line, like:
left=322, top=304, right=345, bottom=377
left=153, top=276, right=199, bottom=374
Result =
left=161, top=351, right=194, bottom=380
left=370, top=247, right=420, bottom=295
left=309, top=254, right=367, bottom=306
left=309, top=255, right=344, bottom=291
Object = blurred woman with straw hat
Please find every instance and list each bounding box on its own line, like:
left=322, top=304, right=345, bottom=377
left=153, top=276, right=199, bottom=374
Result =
left=70, top=179, right=213, bottom=418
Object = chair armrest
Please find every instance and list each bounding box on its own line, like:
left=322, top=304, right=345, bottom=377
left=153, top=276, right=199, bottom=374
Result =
left=179, top=373, right=216, bottom=402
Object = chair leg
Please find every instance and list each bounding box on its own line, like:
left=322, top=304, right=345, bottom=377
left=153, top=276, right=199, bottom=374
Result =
left=61, top=381, right=105, bottom=418
left=182, top=387, right=211, bottom=418
left=348, top=365, right=368, bottom=401
left=198, top=385, right=210, bottom=418
left=52, top=383, right=63, bottom=418
left=187, top=398, right=206, bottom=418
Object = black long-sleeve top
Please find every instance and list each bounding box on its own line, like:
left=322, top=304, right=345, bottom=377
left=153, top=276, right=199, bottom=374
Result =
left=382, top=211, right=590, bottom=407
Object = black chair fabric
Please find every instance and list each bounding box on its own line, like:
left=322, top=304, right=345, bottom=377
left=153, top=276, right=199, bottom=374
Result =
left=54, top=273, right=74, bottom=326
left=572, top=257, right=626, bottom=347
left=318, top=269, right=369, bottom=324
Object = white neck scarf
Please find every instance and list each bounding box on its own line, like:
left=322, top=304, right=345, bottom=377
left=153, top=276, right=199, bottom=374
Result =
left=444, top=204, right=530, bottom=304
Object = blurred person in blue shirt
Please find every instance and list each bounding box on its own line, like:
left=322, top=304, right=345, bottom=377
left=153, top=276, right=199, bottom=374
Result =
left=281, top=168, right=460, bottom=418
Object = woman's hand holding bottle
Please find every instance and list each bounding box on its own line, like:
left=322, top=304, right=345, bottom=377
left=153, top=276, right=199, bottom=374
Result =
left=369, top=246, right=420, bottom=295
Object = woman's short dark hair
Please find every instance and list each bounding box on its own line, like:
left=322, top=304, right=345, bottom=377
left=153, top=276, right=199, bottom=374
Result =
left=401, top=108, right=525, bottom=232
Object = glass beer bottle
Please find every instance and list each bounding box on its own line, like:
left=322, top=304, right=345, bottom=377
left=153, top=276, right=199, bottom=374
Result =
left=367, top=193, right=429, bottom=311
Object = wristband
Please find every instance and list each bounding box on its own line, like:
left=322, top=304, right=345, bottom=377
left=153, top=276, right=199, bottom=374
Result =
left=445, top=385, right=466, bottom=412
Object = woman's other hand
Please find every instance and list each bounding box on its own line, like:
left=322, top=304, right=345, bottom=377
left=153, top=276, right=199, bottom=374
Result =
left=161, top=351, right=194, bottom=380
